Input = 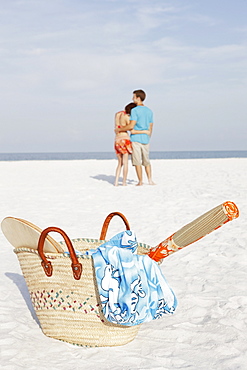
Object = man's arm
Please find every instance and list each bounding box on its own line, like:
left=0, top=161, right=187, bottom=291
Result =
left=115, top=120, right=136, bottom=133
left=149, top=122, right=153, bottom=136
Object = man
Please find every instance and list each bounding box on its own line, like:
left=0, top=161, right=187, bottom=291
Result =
left=116, top=89, right=155, bottom=186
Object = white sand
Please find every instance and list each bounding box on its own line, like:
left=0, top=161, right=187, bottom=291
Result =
left=0, top=158, right=246, bottom=369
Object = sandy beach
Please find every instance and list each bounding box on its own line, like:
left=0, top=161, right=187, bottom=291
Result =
left=0, top=157, right=246, bottom=369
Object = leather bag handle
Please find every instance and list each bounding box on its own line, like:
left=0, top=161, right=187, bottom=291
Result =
left=100, top=212, right=130, bottom=240
left=38, top=227, right=82, bottom=280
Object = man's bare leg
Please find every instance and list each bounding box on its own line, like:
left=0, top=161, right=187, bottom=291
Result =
left=145, top=164, right=155, bottom=185
left=135, top=165, right=143, bottom=186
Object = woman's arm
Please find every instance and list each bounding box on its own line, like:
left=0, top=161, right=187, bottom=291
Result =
left=131, top=129, right=150, bottom=135
left=131, top=123, right=153, bottom=136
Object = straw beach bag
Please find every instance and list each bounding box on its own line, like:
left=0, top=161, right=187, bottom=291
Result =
left=1, top=212, right=149, bottom=347
left=1, top=202, right=239, bottom=347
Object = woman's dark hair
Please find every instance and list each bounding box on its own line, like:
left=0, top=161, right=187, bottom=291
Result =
left=125, top=102, right=137, bottom=115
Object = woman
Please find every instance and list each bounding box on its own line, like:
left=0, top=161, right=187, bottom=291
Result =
left=114, top=103, right=150, bottom=186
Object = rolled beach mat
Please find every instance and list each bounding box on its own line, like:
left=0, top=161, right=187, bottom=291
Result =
left=148, top=201, right=239, bottom=263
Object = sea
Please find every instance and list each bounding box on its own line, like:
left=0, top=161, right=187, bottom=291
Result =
left=0, top=151, right=246, bottom=161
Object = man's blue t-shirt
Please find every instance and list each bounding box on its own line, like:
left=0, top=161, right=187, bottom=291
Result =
left=130, top=105, right=153, bottom=144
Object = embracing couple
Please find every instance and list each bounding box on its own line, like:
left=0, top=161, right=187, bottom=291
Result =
left=114, top=89, right=155, bottom=187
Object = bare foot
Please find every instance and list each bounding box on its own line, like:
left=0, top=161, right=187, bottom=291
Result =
left=136, top=182, right=143, bottom=186
left=148, top=180, right=156, bottom=185
left=122, top=183, right=127, bottom=186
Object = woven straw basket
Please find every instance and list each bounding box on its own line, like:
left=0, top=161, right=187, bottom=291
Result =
left=1, top=202, right=239, bottom=347
left=2, top=212, right=150, bottom=347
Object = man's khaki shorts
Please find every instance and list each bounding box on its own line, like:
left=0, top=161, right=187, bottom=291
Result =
left=131, top=142, right=150, bottom=166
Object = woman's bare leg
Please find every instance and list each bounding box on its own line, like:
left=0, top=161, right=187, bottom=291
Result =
left=122, top=153, right=129, bottom=186
left=114, top=154, right=123, bottom=186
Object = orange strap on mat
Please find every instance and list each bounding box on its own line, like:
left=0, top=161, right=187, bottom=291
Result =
left=148, top=201, right=239, bottom=263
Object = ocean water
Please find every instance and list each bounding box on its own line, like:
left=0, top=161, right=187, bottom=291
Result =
left=0, top=151, right=246, bottom=161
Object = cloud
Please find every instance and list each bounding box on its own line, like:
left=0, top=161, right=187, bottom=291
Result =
left=0, top=0, right=246, bottom=152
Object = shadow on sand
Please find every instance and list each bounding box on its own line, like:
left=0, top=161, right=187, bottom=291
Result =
left=6, top=272, right=40, bottom=326
left=91, top=174, right=136, bottom=186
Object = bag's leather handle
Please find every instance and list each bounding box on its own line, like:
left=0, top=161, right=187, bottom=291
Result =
left=100, top=212, right=130, bottom=240
left=38, top=227, right=82, bottom=280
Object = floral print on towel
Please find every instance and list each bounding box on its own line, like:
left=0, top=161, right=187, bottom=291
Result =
left=87, top=230, right=177, bottom=326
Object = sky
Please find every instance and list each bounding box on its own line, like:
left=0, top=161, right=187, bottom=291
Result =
left=0, top=0, right=246, bottom=153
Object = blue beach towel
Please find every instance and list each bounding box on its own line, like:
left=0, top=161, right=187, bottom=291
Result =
left=86, top=230, right=177, bottom=326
